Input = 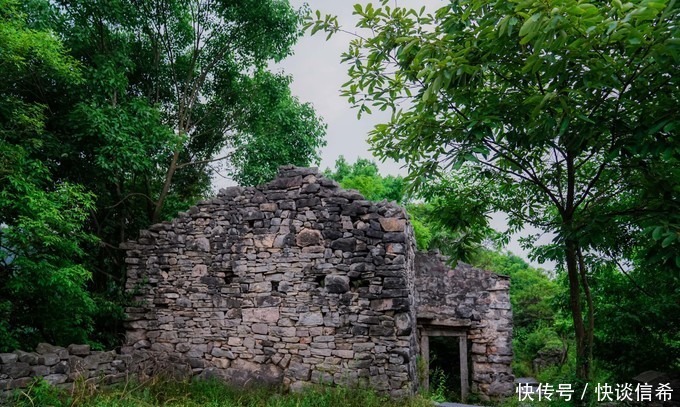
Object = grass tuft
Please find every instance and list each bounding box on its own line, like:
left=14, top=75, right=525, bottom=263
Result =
left=9, top=377, right=434, bottom=407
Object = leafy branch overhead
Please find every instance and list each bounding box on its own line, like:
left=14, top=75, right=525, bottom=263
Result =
left=308, top=0, right=679, bottom=382
left=1, top=0, right=326, bottom=350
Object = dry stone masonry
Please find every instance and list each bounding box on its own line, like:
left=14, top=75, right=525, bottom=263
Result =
left=0, top=166, right=513, bottom=401
left=0, top=343, right=131, bottom=397
left=415, top=252, right=514, bottom=399
left=123, top=166, right=419, bottom=397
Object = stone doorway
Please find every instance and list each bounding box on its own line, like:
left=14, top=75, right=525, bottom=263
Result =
left=419, top=325, right=470, bottom=402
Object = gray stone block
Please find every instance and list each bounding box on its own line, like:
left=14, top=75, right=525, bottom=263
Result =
left=67, top=344, right=90, bottom=356
left=0, top=354, right=17, bottom=365
left=324, top=275, right=349, bottom=293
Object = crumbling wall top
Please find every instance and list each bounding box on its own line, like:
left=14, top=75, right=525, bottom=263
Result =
left=122, top=165, right=419, bottom=396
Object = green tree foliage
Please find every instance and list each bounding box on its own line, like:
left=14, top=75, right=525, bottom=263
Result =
left=0, top=0, right=326, bottom=349
left=228, top=72, right=327, bottom=186
left=40, top=0, right=325, bottom=217
left=407, top=169, right=496, bottom=263
left=324, top=156, right=405, bottom=203
left=588, top=260, right=680, bottom=377
left=0, top=0, right=99, bottom=350
left=0, top=0, right=79, bottom=145
left=309, top=0, right=679, bottom=381
left=0, top=145, right=97, bottom=351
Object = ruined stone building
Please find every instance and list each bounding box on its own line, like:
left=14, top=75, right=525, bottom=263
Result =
left=122, top=166, right=514, bottom=401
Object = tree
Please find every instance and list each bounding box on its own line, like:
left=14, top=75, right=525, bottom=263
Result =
left=42, top=0, right=323, bottom=218
left=0, top=144, right=97, bottom=350
left=309, top=0, right=680, bottom=382
left=2, top=0, right=326, bottom=346
left=406, top=169, right=497, bottom=263
left=324, top=156, right=405, bottom=202
left=0, top=0, right=98, bottom=349
left=0, top=0, right=80, bottom=149
left=587, top=245, right=680, bottom=378
left=228, top=71, right=327, bottom=186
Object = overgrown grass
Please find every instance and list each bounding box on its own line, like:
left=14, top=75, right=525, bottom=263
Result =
left=9, top=377, right=435, bottom=407
left=9, top=369, right=624, bottom=407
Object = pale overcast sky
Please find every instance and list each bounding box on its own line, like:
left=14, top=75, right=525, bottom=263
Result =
left=216, top=0, right=556, bottom=270
left=275, top=0, right=426, bottom=177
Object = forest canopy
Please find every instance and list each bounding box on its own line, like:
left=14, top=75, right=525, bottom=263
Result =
left=0, top=0, right=326, bottom=350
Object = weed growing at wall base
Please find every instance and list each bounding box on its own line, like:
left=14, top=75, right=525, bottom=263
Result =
left=8, top=377, right=434, bottom=407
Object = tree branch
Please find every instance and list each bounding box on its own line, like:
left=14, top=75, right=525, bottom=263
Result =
left=613, top=257, right=654, bottom=298
left=105, top=193, right=156, bottom=209
left=176, top=155, right=230, bottom=170
left=483, top=140, right=565, bottom=214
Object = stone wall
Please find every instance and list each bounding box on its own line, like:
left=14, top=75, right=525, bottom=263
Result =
left=0, top=343, right=130, bottom=398
left=415, top=252, right=514, bottom=399
left=122, top=166, right=419, bottom=396
left=1, top=166, right=514, bottom=402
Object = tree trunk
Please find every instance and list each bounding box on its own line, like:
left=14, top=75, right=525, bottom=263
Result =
left=565, top=238, right=590, bottom=381
left=152, top=148, right=181, bottom=223
left=577, top=247, right=594, bottom=376
left=564, top=152, right=591, bottom=385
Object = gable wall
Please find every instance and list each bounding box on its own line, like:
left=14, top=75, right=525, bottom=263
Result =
left=123, top=166, right=418, bottom=396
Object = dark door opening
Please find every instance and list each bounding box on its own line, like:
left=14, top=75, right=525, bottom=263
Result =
left=430, top=336, right=462, bottom=400
left=420, top=328, right=469, bottom=402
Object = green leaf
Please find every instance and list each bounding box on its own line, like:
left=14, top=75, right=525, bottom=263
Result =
left=652, top=226, right=664, bottom=240
left=423, top=85, right=433, bottom=103
left=519, top=13, right=541, bottom=37
left=661, top=234, right=676, bottom=248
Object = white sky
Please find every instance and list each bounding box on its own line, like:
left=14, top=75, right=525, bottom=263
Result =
left=215, top=0, right=556, bottom=270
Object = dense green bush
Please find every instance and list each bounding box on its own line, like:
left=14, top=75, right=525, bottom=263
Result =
left=0, top=143, right=98, bottom=351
